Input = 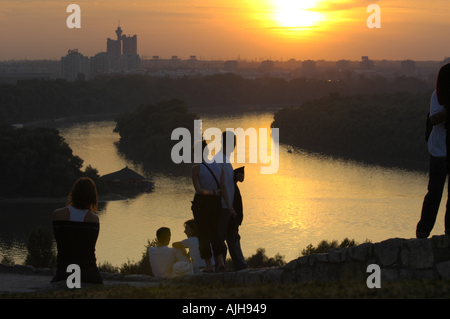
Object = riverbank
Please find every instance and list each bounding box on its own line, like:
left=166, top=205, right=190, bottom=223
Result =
left=0, top=193, right=129, bottom=204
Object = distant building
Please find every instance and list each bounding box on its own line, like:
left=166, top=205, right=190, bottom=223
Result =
left=90, top=52, right=118, bottom=78
left=260, top=60, right=275, bottom=71
left=0, top=66, right=52, bottom=84
left=302, top=60, right=316, bottom=77
left=224, top=60, right=239, bottom=72
left=106, top=25, right=123, bottom=57
left=120, top=53, right=141, bottom=71
left=360, top=56, right=374, bottom=70
left=104, top=24, right=140, bottom=73
left=336, top=59, right=350, bottom=70
left=187, top=56, right=198, bottom=69
left=122, top=34, right=137, bottom=55
left=101, top=166, right=153, bottom=190
left=61, top=49, right=89, bottom=81
left=400, top=59, right=416, bottom=76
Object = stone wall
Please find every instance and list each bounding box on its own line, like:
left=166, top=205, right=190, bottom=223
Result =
left=2, top=235, right=450, bottom=288
left=117, top=235, right=450, bottom=285
left=280, top=235, right=450, bottom=284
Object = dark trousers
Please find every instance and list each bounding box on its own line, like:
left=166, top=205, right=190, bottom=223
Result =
left=226, top=213, right=249, bottom=271
left=191, top=194, right=224, bottom=260
left=417, top=155, right=450, bottom=236
left=218, top=208, right=249, bottom=271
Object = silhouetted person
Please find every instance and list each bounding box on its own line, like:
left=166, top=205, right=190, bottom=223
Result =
left=148, top=227, right=191, bottom=277
left=214, top=131, right=249, bottom=271
left=417, top=63, right=450, bottom=238
left=191, top=140, right=234, bottom=272
left=172, top=219, right=214, bottom=273
left=51, top=177, right=103, bottom=284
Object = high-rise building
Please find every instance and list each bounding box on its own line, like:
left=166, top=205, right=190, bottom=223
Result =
left=61, top=49, right=89, bottom=81
left=122, top=35, right=137, bottom=55
left=107, top=38, right=121, bottom=57
left=90, top=52, right=119, bottom=77
left=105, top=24, right=140, bottom=72
left=107, top=25, right=123, bottom=57
left=119, top=53, right=140, bottom=71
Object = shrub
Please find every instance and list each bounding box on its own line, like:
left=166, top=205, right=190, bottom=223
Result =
left=97, top=261, right=120, bottom=274
left=119, top=238, right=158, bottom=276
left=244, top=248, right=286, bottom=268
left=24, top=226, right=56, bottom=268
left=301, top=238, right=370, bottom=256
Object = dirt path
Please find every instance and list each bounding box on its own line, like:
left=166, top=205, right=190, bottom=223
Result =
left=0, top=272, right=163, bottom=295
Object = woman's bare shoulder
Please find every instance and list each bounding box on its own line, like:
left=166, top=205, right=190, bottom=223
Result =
left=53, top=207, right=69, bottom=221
left=85, top=212, right=99, bottom=223
left=191, top=164, right=200, bottom=174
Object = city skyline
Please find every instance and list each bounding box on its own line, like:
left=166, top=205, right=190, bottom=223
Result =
left=0, top=0, right=449, bottom=61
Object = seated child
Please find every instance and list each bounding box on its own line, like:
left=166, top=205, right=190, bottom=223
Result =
left=172, top=219, right=214, bottom=273
left=148, top=227, right=192, bottom=277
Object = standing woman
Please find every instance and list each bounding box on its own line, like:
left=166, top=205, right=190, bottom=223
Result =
left=191, top=140, right=236, bottom=272
left=51, top=177, right=103, bottom=284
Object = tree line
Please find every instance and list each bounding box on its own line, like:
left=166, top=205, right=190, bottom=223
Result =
left=113, top=98, right=199, bottom=165
left=0, top=125, right=106, bottom=198
left=271, top=91, right=434, bottom=171
left=0, top=73, right=434, bottom=125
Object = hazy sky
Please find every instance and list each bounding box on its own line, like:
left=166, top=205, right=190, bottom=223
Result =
left=1, top=0, right=449, bottom=61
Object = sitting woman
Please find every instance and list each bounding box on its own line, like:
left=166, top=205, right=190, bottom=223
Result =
left=51, top=177, right=103, bottom=285
left=172, top=219, right=215, bottom=273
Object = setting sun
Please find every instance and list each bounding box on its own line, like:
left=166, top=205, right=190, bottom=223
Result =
left=271, top=0, right=323, bottom=28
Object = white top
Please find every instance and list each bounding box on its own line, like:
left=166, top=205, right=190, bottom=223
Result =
left=148, top=245, right=192, bottom=277
left=196, top=161, right=222, bottom=193
left=214, top=152, right=235, bottom=208
left=428, top=90, right=447, bottom=157
left=181, top=237, right=214, bottom=271
left=148, top=246, right=177, bottom=277
left=66, top=206, right=89, bottom=222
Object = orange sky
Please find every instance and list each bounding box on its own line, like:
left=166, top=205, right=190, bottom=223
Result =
left=1, top=0, right=449, bottom=61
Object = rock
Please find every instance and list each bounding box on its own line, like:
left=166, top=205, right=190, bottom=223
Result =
left=35, top=268, right=54, bottom=276
left=436, top=261, right=450, bottom=279
left=309, top=253, right=328, bottom=266
left=380, top=269, right=399, bottom=282
left=262, top=268, right=284, bottom=283
left=13, top=264, right=35, bottom=274
left=0, top=264, right=15, bottom=273
left=401, top=239, right=434, bottom=270
left=104, top=273, right=124, bottom=281
left=348, top=242, right=373, bottom=261
left=374, top=238, right=405, bottom=266
left=242, top=269, right=264, bottom=284
left=328, top=248, right=346, bottom=263
left=432, top=234, right=450, bottom=249
left=296, top=266, right=313, bottom=282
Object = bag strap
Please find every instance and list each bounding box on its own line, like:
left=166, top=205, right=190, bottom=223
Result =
left=201, top=162, right=220, bottom=188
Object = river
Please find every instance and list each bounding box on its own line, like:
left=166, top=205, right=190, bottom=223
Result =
left=0, top=109, right=440, bottom=267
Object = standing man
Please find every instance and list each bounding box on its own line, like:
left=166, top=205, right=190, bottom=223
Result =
left=214, top=131, right=249, bottom=271
left=417, top=63, right=450, bottom=238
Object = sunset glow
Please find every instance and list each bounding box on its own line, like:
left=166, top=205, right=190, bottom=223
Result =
left=0, top=0, right=450, bottom=61
left=271, top=0, right=323, bottom=28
